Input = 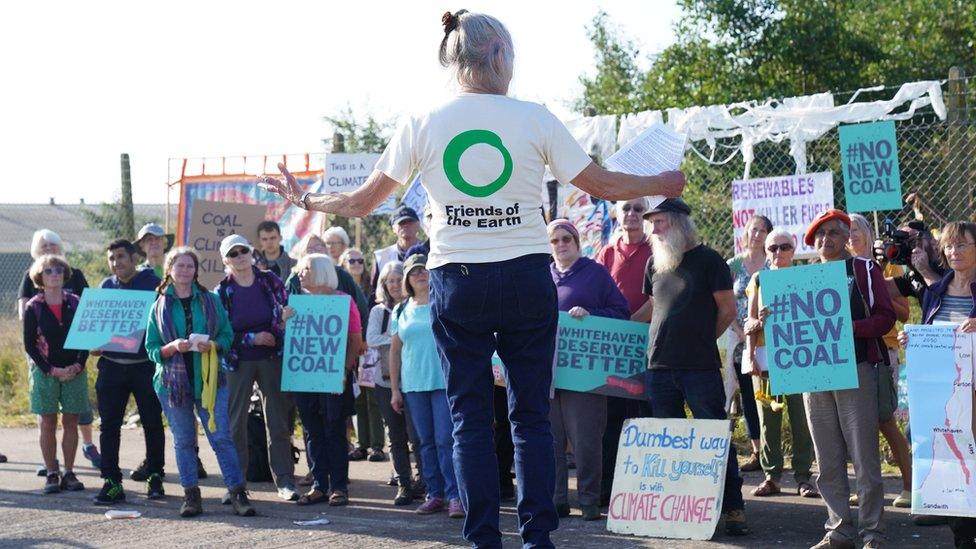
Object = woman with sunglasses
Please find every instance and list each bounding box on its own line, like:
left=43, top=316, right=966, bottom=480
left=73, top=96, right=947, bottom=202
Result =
left=215, top=235, right=298, bottom=502
left=23, top=254, right=90, bottom=494
left=726, top=214, right=772, bottom=473
left=743, top=229, right=818, bottom=499
left=547, top=219, right=629, bottom=520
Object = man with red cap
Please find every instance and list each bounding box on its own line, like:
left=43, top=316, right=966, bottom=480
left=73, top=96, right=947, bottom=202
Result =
left=802, top=209, right=895, bottom=549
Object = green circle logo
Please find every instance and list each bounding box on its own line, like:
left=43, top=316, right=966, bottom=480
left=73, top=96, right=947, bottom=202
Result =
left=443, top=129, right=513, bottom=197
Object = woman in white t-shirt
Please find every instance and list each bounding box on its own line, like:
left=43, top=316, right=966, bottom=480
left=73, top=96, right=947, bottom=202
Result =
left=259, top=10, right=685, bottom=548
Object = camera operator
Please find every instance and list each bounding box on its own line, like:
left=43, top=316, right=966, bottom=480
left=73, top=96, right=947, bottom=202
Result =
left=875, top=220, right=945, bottom=302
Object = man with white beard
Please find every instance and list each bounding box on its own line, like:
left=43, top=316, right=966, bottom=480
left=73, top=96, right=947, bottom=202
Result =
left=640, top=198, right=748, bottom=537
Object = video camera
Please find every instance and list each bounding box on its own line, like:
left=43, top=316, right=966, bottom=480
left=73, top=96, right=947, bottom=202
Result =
left=874, top=219, right=926, bottom=265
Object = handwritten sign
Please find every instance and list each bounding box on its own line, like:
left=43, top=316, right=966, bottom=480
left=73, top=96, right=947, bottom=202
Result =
left=607, top=418, right=730, bottom=540
left=731, top=172, right=834, bottom=258
left=64, top=289, right=156, bottom=353
left=281, top=294, right=350, bottom=393
left=186, top=200, right=266, bottom=289
left=760, top=261, right=857, bottom=394
left=553, top=312, right=648, bottom=399
left=905, top=324, right=976, bottom=517
left=839, top=120, right=902, bottom=212
left=324, top=153, right=395, bottom=215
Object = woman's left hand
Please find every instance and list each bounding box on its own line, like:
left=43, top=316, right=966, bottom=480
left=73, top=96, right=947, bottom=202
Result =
left=959, top=319, right=976, bottom=333
left=568, top=306, right=589, bottom=319
left=197, top=341, right=213, bottom=353
left=258, top=163, right=304, bottom=206
left=281, top=306, right=296, bottom=323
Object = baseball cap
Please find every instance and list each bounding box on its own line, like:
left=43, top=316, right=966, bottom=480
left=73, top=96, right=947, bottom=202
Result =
left=391, top=205, right=420, bottom=227
left=219, top=234, right=254, bottom=258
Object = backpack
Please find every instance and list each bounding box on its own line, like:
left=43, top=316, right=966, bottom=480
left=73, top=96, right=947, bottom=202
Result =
left=245, top=397, right=273, bottom=483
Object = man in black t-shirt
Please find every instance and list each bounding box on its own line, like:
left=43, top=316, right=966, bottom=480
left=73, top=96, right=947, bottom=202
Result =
left=641, top=198, right=748, bottom=536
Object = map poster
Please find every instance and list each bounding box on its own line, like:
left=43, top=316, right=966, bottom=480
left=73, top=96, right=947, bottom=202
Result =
left=905, top=324, right=976, bottom=517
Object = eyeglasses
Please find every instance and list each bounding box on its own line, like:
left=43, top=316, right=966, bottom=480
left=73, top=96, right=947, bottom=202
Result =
left=346, top=258, right=365, bottom=265
left=944, top=242, right=975, bottom=254
left=549, top=235, right=575, bottom=245
left=226, top=248, right=250, bottom=259
left=43, top=266, right=65, bottom=275
left=767, top=243, right=795, bottom=253
left=622, top=204, right=646, bottom=214
left=814, top=229, right=846, bottom=239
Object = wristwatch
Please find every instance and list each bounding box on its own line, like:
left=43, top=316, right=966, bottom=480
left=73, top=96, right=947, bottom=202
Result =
left=299, top=191, right=311, bottom=209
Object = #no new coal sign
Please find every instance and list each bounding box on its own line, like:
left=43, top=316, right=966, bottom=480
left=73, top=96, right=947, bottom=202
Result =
left=759, top=261, right=858, bottom=395
left=839, top=120, right=903, bottom=213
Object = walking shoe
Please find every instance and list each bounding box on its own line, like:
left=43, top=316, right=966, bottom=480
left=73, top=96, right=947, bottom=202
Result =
left=180, top=486, right=202, bottom=518
left=82, top=443, right=102, bottom=469
left=277, top=484, right=299, bottom=502
left=196, top=456, right=208, bottom=479
left=146, top=473, right=165, bottom=499
left=367, top=449, right=387, bottom=462
left=722, top=509, right=749, bottom=536
left=43, top=473, right=61, bottom=494
left=739, top=452, right=761, bottom=472
left=394, top=485, right=414, bottom=506
left=221, top=490, right=232, bottom=505
left=448, top=498, right=465, bottom=518
left=581, top=504, right=602, bottom=521
left=556, top=503, right=571, bottom=518
left=893, top=490, right=911, bottom=508
left=130, top=460, right=166, bottom=481
left=415, top=497, right=446, bottom=514
left=298, top=471, right=314, bottom=487
left=60, top=471, right=85, bottom=491
left=94, top=479, right=126, bottom=505
left=229, top=486, right=256, bottom=516
left=809, top=533, right=855, bottom=549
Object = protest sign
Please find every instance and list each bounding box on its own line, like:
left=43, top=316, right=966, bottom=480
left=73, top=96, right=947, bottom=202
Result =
left=905, top=324, right=976, bottom=517
left=64, top=289, right=156, bottom=353
left=186, top=200, right=266, bottom=289
left=607, top=418, right=730, bottom=540
left=358, top=365, right=377, bottom=388
left=731, top=172, right=834, bottom=258
left=492, top=353, right=506, bottom=387
left=324, top=153, right=396, bottom=215
left=760, top=261, right=857, bottom=395
left=281, top=294, right=350, bottom=393
left=839, top=120, right=902, bottom=212
left=554, top=312, right=648, bottom=399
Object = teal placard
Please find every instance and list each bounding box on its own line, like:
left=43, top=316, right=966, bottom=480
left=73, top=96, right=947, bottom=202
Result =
left=760, top=262, right=857, bottom=395
left=281, top=294, right=350, bottom=393
left=839, top=120, right=902, bottom=212
left=64, top=289, right=157, bottom=353
left=553, top=312, right=648, bottom=399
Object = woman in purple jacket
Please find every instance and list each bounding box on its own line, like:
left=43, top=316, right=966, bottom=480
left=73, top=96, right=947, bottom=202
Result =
left=546, top=219, right=629, bottom=521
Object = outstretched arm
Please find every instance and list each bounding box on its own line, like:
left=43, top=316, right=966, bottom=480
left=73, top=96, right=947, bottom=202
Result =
left=570, top=163, right=686, bottom=201
left=259, top=163, right=400, bottom=218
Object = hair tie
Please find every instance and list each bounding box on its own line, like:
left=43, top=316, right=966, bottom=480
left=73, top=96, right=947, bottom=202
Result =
left=441, top=11, right=458, bottom=33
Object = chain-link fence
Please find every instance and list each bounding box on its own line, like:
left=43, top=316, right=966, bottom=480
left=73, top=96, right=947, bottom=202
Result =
left=681, top=71, right=975, bottom=258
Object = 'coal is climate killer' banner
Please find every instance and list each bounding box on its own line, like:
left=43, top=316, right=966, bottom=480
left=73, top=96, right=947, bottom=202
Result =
left=759, top=261, right=857, bottom=395
left=281, top=294, right=350, bottom=393
left=553, top=312, right=648, bottom=399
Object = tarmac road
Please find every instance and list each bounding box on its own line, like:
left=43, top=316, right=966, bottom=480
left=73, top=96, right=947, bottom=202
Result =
left=0, top=427, right=954, bottom=548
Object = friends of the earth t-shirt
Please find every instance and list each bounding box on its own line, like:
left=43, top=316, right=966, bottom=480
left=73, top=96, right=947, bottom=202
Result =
left=375, top=93, right=592, bottom=269
left=389, top=299, right=444, bottom=393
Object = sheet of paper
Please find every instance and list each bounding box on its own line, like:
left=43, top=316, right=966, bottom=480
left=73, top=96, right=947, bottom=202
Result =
left=188, top=333, right=210, bottom=352
left=605, top=122, right=688, bottom=208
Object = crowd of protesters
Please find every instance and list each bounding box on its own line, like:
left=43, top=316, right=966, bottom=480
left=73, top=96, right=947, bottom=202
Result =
left=11, top=8, right=976, bottom=549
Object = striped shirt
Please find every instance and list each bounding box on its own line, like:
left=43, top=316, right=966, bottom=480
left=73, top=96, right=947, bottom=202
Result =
left=933, top=294, right=974, bottom=323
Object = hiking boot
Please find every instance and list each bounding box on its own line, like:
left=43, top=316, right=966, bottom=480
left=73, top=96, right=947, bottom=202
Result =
left=448, top=498, right=465, bottom=518
left=723, top=509, right=749, bottom=536
left=180, top=486, right=202, bottom=518
left=146, top=473, right=165, bottom=499
left=394, top=485, right=414, bottom=506
left=43, top=473, right=61, bottom=494
left=229, top=486, right=256, bottom=517
left=60, top=471, right=85, bottom=491
left=82, top=443, right=102, bottom=469
left=809, top=533, right=855, bottom=549
left=94, top=479, right=126, bottom=505
left=415, top=497, right=445, bottom=514
left=581, top=504, right=602, bottom=521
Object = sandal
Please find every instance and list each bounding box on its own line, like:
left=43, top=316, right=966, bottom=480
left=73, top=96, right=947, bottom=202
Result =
left=798, top=482, right=821, bottom=498
left=348, top=448, right=367, bottom=461
left=329, top=490, right=349, bottom=506
left=751, top=479, right=780, bottom=497
left=296, top=490, right=328, bottom=506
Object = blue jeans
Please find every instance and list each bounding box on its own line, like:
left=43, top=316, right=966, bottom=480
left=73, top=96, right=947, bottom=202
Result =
left=404, top=390, right=458, bottom=500
left=646, top=368, right=745, bottom=512
left=294, top=393, right=349, bottom=493
left=156, top=383, right=243, bottom=489
left=430, top=253, right=558, bottom=549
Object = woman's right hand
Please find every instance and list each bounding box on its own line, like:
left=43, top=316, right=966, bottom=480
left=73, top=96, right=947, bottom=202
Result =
left=897, top=330, right=908, bottom=348
left=743, top=317, right=762, bottom=335
left=391, top=389, right=404, bottom=414
left=258, top=163, right=304, bottom=206
left=757, top=306, right=770, bottom=323
left=164, top=339, right=191, bottom=357
left=653, top=170, right=686, bottom=198
left=254, top=332, right=276, bottom=347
